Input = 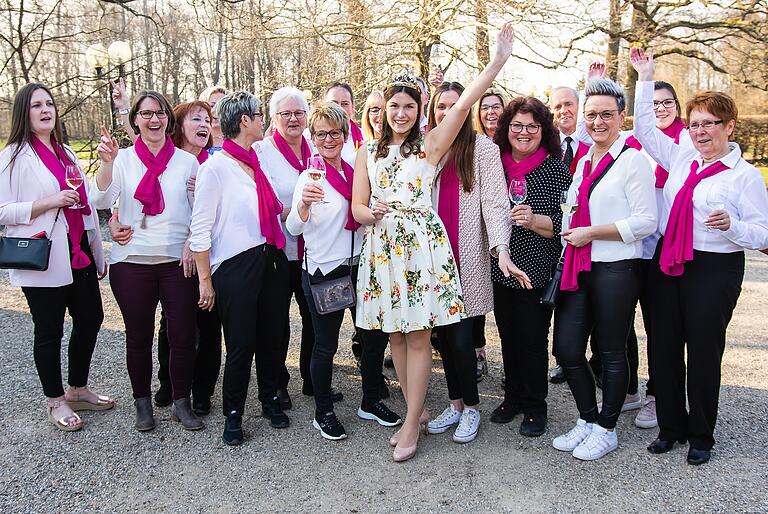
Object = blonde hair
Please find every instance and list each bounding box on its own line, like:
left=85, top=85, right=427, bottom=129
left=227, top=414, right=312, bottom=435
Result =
left=198, top=85, right=229, bottom=103
left=308, top=101, right=349, bottom=138
left=361, top=90, right=384, bottom=140
left=474, top=88, right=509, bottom=135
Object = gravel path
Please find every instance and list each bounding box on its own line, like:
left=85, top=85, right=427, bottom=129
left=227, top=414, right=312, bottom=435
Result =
left=1, top=247, right=767, bottom=513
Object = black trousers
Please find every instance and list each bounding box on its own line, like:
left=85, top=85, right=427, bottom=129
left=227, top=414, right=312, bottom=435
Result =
left=213, top=245, right=289, bottom=415
left=473, top=315, right=486, bottom=350
left=554, top=260, right=640, bottom=429
left=157, top=301, right=223, bottom=401
left=588, top=259, right=655, bottom=396
left=436, top=317, right=481, bottom=406
left=302, top=263, right=388, bottom=415
left=22, top=248, right=103, bottom=398
left=648, top=242, right=743, bottom=450
left=277, top=260, right=315, bottom=390
left=494, top=285, right=551, bottom=415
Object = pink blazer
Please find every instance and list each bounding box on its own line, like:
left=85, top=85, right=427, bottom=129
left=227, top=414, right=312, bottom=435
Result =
left=0, top=143, right=105, bottom=287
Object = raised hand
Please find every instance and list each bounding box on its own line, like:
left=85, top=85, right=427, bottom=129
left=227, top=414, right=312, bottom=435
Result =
left=428, top=67, right=444, bottom=88
left=586, top=62, right=606, bottom=82
left=110, top=77, right=129, bottom=111
left=493, top=22, right=515, bottom=62
left=629, top=47, right=654, bottom=81
left=97, top=126, right=119, bottom=163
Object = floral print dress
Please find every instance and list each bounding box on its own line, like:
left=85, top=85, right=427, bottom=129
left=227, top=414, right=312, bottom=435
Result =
left=356, top=141, right=465, bottom=333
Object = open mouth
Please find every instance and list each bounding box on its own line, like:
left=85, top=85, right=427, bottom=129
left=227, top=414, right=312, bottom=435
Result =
left=516, top=136, right=532, bottom=143
left=40, top=116, right=52, bottom=122
left=195, top=129, right=209, bottom=138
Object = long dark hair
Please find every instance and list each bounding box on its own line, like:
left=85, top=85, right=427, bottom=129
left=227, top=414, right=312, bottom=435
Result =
left=654, top=80, right=682, bottom=120
left=494, top=96, right=562, bottom=160
left=428, top=82, right=475, bottom=192
left=375, top=76, right=422, bottom=161
left=4, top=83, right=64, bottom=173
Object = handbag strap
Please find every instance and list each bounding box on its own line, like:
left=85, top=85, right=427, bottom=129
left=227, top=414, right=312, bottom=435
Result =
left=48, top=208, right=62, bottom=238
left=587, top=144, right=630, bottom=198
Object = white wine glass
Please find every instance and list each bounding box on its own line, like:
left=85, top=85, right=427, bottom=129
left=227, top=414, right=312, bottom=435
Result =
left=306, top=154, right=328, bottom=204
left=705, top=182, right=729, bottom=232
left=508, top=178, right=527, bottom=226
left=65, top=164, right=84, bottom=209
left=559, top=190, right=578, bottom=218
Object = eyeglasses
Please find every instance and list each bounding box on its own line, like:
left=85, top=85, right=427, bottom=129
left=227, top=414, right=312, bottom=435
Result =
left=368, top=107, right=382, bottom=115
left=653, top=99, right=677, bottom=110
left=584, top=109, right=622, bottom=122
left=252, top=112, right=264, bottom=119
left=688, top=119, right=723, bottom=131
left=137, top=109, right=168, bottom=120
left=509, top=122, right=541, bottom=134
left=480, top=104, right=504, bottom=113
left=276, top=110, right=306, bottom=120
left=314, top=130, right=343, bottom=141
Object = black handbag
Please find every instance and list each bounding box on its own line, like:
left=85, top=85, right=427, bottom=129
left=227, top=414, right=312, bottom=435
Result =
left=540, top=145, right=630, bottom=306
left=304, top=231, right=356, bottom=315
left=0, top=209, right=61, bottom=271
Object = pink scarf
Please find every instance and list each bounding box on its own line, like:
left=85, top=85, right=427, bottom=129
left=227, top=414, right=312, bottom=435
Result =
left=134, top=136, right=175, bottom=216
left=501, top=146, right=548, bottom=182
left=437, top=159, right=461, bottom=269
left=561, top=151, right=617, bottom=291
left=197, top=149, right=209, bottom=165
left=659, top=159, right=729, bottom=276
left=349, top=121, right=364, bottom=151
left=324, top=159, right=359, bottom=232
left=625, top=135, right=643, bottom=151
left=30, top=135, right=92, bottom=269
left=222, top=139, right=286, bottom=249
left=273, top=130, right=310, bottom=172
left=569, top=141, right=590, bottom=175
left=654, top=118, right=686, bottom=188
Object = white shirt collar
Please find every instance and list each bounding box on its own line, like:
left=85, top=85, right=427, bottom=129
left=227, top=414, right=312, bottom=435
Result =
left=695, top=142, right=742, bottom=169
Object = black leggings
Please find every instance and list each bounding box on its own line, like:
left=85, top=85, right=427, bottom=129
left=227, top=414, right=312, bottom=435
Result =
left=554, top=260, right=641, bottom=429
left=436, top=316, right=481, bottom=406
left=279, top=260, right=315, bottom=390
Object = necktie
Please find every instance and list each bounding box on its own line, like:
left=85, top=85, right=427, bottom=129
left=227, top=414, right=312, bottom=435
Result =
left=563, top=136, right=574, bottom=168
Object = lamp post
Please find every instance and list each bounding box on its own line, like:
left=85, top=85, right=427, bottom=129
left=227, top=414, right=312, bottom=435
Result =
left=85, top=41, right=132, bottom=131
left=108, top=41, right=132, bottom=80
left=85, top=43, right=109, bottom=129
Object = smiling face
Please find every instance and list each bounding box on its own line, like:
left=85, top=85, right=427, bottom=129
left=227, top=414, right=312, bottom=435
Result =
left=134, top=96, right=169, bottom=145
left=311, top=117, right=344, bottom=163
left=367, top=96, right=384, bottom=137
left=386, top=91, right=419, bottom=135
left=433, top=90, right=460, bottom=126
left=326, top=86, right=355, bottom=119
left=479, top=95, right=504, bottom=137
left=550, top=88, right=578, bottom=136
left=274, top=97, right=307, bottom=140
left=653, top=87, right=679, bottom=130
left=181, top=106, right=211, bottom=151
left=584, top=95, right=624, bottom=148
left=688, top=108, right=734, bottom=161
left=507, top=111, right=542, bottom=159
left=29, top=88, right=56, bottom=138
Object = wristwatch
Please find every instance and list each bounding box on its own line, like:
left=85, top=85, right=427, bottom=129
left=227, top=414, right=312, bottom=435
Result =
left=117, top=108, right=130, bottom=115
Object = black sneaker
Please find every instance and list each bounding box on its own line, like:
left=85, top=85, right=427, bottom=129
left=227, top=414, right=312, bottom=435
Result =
left=519, top=412, right=547, bottom=437
left=331, top=387, right=344, bottom=403
left=154, top=385, right=172, bottom=408
left=313, top=411, right=347, bottom=440
left=490, top=401, right=521, bottom=424
left=262, top=399, right=290, bottom=429
left=548, top=365, right=567, bottom=384
left=379, top=375, right=390, bottom=400
left=222, top=411, right=243, bottom=446
left=383, top=355, right=394, bottom=369
left=357, top=401, right=402, bottom=427
left=192, top=397, right=211, bottom=416
left=276, top=388, right=292, bottom=410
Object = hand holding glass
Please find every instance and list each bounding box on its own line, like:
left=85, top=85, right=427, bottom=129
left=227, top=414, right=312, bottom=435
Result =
left=559, top=190, right=577, bottom=217
left=307, top=154, right=328, bottom=204
left=65, top=165, right=84, bottom=209
left=705, top=183, right=728, bottom=232
left=508, top=179, right=527, bottom=226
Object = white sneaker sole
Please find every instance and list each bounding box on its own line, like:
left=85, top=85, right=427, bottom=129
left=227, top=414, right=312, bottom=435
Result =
left=452, top=428, right=478, bottom=443
left=427, top=422, right=457, bottom=435
left=356, top=407, right=402, bottom=427
left=572, top=442, right=618, bottom=461
left=553, top=438, right=586, bottom=452
left=312, top=419, right=347, bottom=441
left=634, top=417, right=658, bottom=429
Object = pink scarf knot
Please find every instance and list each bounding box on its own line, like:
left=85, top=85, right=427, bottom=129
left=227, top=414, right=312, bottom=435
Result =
left=133, top=136, right=176, bottom=216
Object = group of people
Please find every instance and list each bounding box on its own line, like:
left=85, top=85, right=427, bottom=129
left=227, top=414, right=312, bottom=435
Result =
left=2, top=24, right=767, bottom=465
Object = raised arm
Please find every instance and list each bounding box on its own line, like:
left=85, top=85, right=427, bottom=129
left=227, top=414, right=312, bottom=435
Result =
left=574, top=62, right=605, bottom=146
left=425, top=23, right=515, bottom=165
left=111, top=78, right=137, bottom=143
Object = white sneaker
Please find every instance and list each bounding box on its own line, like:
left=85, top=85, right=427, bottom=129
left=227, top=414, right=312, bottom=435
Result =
left=572, top=424, right=618, bottom=461
left=427, top=404, right=461, bottom=434
left=552, top=419, right=593, bottom=452
left=452, top=407, right=480, bottom=443
left=634, top=395, right=658, bottom=428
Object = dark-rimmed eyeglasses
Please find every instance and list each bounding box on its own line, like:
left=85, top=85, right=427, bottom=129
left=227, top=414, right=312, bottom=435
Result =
left=314, top=130, right=344, bottom=141
left=688, top=120, right=723, bottom=131
left=276, top=110, right=306, bottom=120
left=584, top=110, right=622, bottom=122
left=509, top=122, right=541, bottom=134
left=653, top=99, right=677, bottom=110
left=138, top=109, right=168, bottom=120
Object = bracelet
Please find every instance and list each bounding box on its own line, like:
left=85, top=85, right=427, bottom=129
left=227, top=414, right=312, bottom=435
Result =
left=117, top=108, right=130, bottom=116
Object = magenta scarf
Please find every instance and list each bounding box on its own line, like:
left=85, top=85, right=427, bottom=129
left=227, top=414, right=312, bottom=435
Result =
left=133, top=136, right=175, bottom=216
left=625, top=135, right=643, bottom=151
left=324, top=159, right=359, bottom=232
left=659, top=159, right=729, bottom=276
left=560, top=151, right=617, bottom=291
left=197, top=149, right=209, bottom=165
left=654, top=118, right=686, bottom=188
left=349, top=121, right=364, bottom=151
left=437, top=158, right=461, bottom=269
left=222, top=139, right=286, bottom=249
left=30, top=135, right=92, bottom=269
left=273, top=130, right=310, bottom=172
left=501, top=146, right=548, bottom=182
left=569, top=141, right=590, bottom=175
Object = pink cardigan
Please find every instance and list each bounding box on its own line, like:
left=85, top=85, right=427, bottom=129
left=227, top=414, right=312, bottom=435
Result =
left=0, top=143, right=105, bottom=287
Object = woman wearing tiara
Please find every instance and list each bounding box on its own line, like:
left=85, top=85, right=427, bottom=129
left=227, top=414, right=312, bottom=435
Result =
left=351, top=23, right=517, bottom=462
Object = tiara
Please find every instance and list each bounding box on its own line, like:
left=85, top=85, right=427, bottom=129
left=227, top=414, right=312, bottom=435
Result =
left=389, top=75, right=421, bottom=93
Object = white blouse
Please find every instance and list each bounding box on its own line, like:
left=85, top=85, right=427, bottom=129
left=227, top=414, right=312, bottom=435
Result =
left=633, top=80, right=768, bottom=253
left=563, top=135, right=658, bottom=262
left=285, top=171, right=363, bottom=275
left=90, top=146, right=197, bottom=264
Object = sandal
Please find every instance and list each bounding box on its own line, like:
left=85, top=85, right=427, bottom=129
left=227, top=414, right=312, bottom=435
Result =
left=47, top=400, right=84, bottom=432
left=65, top=388, right=115, bottom=411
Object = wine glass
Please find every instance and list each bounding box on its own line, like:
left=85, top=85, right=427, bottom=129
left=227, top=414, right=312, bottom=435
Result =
left=65, top=164, right=84, bottom=209
left=705, top=182, right=728, bottom=232
left=306, top=154, right=328, bottom=204
left=508, top=178, right=527, bottom=225
left=430, top=43, right=448, bottom=72
left=559, top=190, right=578, bottom=218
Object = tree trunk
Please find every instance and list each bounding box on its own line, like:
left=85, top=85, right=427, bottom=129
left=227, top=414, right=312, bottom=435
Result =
left=474, top=0, right=489, bottom=69
left=604, top=0, right=621, bottom=81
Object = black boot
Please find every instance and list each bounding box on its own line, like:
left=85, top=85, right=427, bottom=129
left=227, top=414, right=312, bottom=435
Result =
left=222, top=411, right=243, bottom=446
left=134, top=397, right=156, bottom=431
left=171, top=398, right=204, bottom=430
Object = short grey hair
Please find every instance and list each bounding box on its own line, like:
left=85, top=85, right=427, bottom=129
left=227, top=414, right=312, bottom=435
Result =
left=584, top=78, right=626, bottom=112
left=216, top=91, right=262, bottom=139
left=269, top=86, right=309, bottom=119
left=550, top=86, right=578, bottom=103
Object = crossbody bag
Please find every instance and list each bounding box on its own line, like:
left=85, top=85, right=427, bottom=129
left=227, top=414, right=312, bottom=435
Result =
left=304, top=230, right=356, bottom=314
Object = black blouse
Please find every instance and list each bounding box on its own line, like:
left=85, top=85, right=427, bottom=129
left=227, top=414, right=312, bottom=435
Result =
left=492, top=156, right=572, bottom=290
